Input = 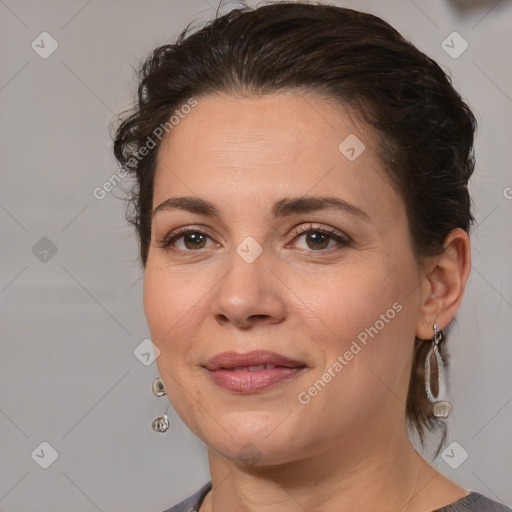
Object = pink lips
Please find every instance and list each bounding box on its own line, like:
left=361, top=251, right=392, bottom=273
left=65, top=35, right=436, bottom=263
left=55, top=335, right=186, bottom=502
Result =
left=204, top=350, right=307, bottom=393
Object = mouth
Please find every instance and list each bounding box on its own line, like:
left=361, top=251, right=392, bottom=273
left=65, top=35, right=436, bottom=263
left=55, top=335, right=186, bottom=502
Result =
left=223, top=363, right=284, bottom=372
left=203, top=350, right=308, bottom=393
left=204, top=349, right=307, bottom=370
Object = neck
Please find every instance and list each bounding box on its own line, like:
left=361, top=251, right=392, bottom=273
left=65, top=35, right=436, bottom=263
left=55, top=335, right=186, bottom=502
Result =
left=200, top=420, right=439, bottom=512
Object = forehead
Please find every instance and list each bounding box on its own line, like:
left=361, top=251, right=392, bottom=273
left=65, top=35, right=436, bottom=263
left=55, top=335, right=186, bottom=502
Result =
left=153, top=92, right=398, bottom=218
left=157, top=92, right=366, bottom=163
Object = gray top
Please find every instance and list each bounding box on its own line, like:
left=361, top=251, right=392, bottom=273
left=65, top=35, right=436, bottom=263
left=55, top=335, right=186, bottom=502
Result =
left=163, top=481, right=511, bottom=511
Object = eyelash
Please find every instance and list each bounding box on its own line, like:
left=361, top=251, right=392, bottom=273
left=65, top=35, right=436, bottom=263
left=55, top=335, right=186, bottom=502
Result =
left=156, top=223, right=351, bottom=255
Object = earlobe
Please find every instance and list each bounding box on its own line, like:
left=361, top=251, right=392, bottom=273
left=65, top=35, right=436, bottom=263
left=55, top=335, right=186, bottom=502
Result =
left=415, top=228, right=471, bottom=340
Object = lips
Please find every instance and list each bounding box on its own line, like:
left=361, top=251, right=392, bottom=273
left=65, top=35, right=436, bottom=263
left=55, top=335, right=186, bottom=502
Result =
left=204, top=350, right=307, bottom=371
left=229, top=364, right=277, bottom=372
left=204, top=350, right=307, bottom=393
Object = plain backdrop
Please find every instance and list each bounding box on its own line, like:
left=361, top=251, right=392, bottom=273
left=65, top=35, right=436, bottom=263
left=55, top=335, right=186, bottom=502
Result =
left=0, top=0, right=511, bottom=510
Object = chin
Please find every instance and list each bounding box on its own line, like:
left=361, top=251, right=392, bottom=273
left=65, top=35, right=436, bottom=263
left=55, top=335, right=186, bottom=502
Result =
left=208, top=435, right=301, bottom=468
left=196, top=412, right=308, bottom=466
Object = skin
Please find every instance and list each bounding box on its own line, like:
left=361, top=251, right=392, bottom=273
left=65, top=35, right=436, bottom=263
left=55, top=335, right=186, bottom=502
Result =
left=144, top=92, right=472, bottom=512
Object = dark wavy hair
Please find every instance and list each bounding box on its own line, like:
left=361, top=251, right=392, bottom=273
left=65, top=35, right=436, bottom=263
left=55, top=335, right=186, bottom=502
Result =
left=113, top=1, right=476, bottom=455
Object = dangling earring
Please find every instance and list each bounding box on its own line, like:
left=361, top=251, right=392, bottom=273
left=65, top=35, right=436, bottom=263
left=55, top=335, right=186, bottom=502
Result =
left=425, top=323, right=453, bottom=419
left=151, top=377, right=170, bottom=433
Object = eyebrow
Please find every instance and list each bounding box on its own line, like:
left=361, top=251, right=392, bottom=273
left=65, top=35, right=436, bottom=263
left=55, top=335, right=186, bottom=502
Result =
left=153, top=196, right=370, bottom=222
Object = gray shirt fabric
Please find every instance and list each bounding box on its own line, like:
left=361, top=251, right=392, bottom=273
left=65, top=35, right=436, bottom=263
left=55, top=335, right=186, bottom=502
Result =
left=162, top=481, right=512, bottom=512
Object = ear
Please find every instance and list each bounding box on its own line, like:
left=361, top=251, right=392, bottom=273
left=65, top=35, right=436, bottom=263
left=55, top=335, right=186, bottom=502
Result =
left=415, top=228, right=471, bottom=340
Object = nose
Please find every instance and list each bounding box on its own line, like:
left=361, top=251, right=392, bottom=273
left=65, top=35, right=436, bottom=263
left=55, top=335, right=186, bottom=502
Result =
left=209, top=250, right=287, bottom=330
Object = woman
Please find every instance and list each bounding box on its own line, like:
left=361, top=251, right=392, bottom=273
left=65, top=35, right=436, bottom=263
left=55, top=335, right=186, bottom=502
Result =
left=113, top=2, right=511, bottom=511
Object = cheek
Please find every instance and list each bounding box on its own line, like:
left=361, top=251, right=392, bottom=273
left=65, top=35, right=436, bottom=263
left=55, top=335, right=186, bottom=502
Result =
left=302, top=256, right=416, bottom=386
left=292, top=277, right=413, bottom=432
left=143, top=260, right=204, bottom=342
left=143, top=267, right=170, bottom=337
left=143, top=264, right=205, bottom=422
left=143, top=264, right=194, bottom=385
left=302, top=262, right=403, bottom=344
left=143, top=259, right=212, bottom=377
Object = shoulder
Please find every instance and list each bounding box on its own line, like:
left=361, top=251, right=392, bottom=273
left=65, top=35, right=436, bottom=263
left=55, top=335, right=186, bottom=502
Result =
left=160, top=485, right=511, bottom=512
left=161, top=481, right=212, bottom=512
left=435, top=491, right=511, bottom=512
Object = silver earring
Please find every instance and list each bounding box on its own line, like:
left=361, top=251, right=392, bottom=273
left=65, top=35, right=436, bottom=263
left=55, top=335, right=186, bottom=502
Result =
left=425, top=324, right=453, bottom=419
left=151, top=377, right=170, bottom=433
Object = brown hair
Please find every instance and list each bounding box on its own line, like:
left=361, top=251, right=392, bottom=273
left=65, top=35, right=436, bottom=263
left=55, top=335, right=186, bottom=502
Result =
left=113, top=1, right=476, bottom=454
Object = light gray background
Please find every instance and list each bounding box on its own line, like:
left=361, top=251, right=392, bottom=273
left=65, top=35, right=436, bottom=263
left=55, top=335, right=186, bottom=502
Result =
left=0, top=0, right=511, bottom=510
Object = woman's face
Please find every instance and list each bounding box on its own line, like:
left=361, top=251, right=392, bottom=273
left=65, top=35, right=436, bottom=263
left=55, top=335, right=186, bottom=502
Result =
left=144, top=92, right=425, bottom=465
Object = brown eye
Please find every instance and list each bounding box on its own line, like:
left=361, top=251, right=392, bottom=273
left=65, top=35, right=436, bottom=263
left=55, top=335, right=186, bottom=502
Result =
left=181, top=232, right=207, bottom=250
left=292, top=226, right=349, bottom=252
left=158, top=229, right=214, bottom=252
left=304, top=231, right=331, bottom=250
